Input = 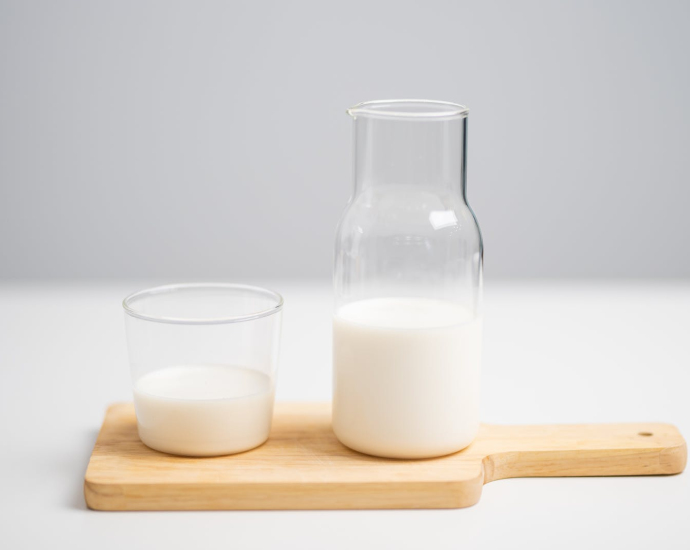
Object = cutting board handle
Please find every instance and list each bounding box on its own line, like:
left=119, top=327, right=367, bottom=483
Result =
left=480, top=422, right=687, bottom=483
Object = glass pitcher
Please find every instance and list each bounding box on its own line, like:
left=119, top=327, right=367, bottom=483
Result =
left=333, top=100, right=483, bottom=459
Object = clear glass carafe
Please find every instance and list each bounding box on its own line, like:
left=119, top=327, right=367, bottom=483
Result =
left=333, top=100, right=483, bottom=459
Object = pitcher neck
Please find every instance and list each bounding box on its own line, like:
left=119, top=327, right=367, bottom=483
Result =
left=348, top=100, right=469, bottom=198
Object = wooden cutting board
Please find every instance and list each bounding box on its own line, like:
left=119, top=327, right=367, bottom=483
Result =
left=84, top=402, right=686, bottom=510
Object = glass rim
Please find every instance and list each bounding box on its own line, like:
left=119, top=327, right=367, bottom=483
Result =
left=346, top=99, right=469, bottom=120
left=122, top=282, right=284, bottom=325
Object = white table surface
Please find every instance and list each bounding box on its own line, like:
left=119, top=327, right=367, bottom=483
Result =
left=1, top=280, right=688, bottom=549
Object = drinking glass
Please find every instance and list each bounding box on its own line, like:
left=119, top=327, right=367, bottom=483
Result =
left=123, top=283, right=283, bottom=457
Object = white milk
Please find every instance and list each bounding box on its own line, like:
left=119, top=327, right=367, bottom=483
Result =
left=333, top=298, right=482, bottom=459
left=133, top=365, right=274, bottom=457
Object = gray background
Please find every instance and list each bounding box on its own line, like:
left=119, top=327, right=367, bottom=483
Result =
left=1, top=0, right=688, bottom=280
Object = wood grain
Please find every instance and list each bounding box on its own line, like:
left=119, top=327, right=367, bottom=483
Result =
left=84, top=402, right=686, bottom=510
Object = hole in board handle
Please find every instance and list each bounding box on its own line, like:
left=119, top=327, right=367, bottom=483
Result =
left=638, top=432, right=653, bottom=437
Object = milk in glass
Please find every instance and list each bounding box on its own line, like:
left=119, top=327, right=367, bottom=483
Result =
left=133, top=364, right=274, bottom=456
